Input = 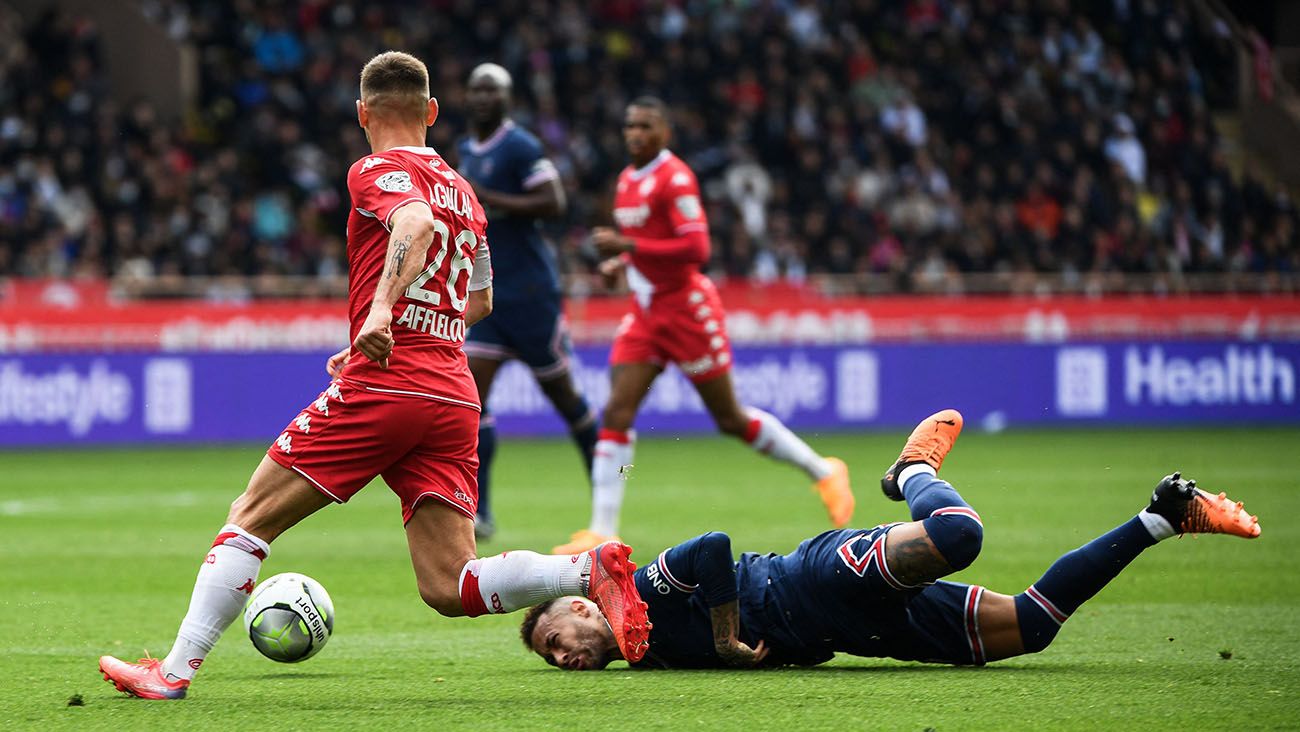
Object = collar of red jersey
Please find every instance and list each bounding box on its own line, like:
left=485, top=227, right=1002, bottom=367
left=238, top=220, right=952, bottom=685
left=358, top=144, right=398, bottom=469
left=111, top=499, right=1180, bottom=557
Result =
left=628, top=149, right=672, bottom=181
left=388, top=145, right=441, bottom=156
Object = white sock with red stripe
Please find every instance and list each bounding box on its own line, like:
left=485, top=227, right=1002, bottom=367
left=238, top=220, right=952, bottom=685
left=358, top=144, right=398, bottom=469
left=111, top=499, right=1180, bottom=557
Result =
left=743, top=407, right=833, bottom=480
left=458, top=551, right=592, bottom=616
left=589, top=429, right=634, bottom=536
left=161, top=524, right=269, bottom=682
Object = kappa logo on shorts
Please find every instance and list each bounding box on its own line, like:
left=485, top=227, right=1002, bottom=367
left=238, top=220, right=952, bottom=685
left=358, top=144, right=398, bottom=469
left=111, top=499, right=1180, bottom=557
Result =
left=453, top=490, right=473, bottom=505
left=276, top=432, right=292, bottom=454
left=295, top=413, right=312, bottom=433
left=680, top=354, right=716, bottom=375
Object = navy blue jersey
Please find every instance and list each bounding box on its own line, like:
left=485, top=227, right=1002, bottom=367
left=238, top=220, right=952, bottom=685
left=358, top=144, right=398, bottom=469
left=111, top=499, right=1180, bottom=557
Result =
left=455, top=120, right=560, bottom=302
left=632, top=529, right=988, bottom=669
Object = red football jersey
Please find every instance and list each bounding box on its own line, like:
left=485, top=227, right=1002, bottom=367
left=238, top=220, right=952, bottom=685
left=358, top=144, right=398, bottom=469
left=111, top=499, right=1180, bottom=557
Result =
left=612, top=149, right=711, bottom=307
left=340, top=146, right=489, bottom=409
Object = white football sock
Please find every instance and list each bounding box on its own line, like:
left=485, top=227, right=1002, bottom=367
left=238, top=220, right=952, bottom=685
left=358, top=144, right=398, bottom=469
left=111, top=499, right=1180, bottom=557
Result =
left=458, top=551, right=592, bottom=615
left=161, top=524, right=269, bottom=682
left=898, top=463, right=938, bottom=490
left=744, top=407, right=832, bottom=480
left=1137, top=509, right=1176, bottom=541
left=589, top=433, right=634, bottom=536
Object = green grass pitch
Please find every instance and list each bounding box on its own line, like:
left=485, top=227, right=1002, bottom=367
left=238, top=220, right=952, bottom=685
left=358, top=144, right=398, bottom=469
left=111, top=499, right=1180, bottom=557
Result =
left=3, top=427, right=1298, bottom=730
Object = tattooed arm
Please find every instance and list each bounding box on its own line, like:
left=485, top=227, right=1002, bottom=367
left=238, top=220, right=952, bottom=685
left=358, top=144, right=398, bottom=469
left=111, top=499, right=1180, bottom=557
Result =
left=883, top=521, right=954, bottom=586
left=710, top=601, right=768, bottom=667
left=353, top=202, right=437, bottom=367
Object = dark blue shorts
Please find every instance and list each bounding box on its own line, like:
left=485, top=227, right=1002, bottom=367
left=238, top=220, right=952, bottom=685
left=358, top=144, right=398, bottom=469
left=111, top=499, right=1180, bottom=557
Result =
left=463, top=295, right=573, bottom=379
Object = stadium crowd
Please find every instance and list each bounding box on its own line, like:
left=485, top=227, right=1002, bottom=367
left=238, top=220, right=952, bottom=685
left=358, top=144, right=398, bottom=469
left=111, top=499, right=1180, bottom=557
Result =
left=0, top=0, right=1296, bottom=295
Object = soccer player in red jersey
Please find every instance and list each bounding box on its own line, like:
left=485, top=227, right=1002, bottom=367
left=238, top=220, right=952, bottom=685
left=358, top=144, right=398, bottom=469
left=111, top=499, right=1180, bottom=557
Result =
left=553, top=97, right=854, bottom=554
left=98, top=52, right=648, bottom=700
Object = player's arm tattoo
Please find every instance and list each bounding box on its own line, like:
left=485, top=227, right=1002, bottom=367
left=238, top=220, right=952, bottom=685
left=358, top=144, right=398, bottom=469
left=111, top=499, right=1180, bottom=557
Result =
left=710, top=602, right=740, bottom=649
left=885, top=530, right=952, bottom=586
left=384, top=233, right=413, bottom=280
left=710, top=601, right=765, bottom=667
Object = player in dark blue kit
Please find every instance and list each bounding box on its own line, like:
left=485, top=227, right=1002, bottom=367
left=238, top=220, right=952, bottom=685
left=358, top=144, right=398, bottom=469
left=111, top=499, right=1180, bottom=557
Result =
left=456, top=63, right=598, bottom=539
left=520, top=410, right=1261, bottom=670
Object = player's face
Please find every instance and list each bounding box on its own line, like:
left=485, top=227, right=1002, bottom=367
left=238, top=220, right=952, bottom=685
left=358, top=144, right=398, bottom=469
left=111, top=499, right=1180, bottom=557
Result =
left=623, top=106, right=667, bottom=163
left=467, top=78, right=509, bottom=127
left=531, top=601, right=616, bottom=671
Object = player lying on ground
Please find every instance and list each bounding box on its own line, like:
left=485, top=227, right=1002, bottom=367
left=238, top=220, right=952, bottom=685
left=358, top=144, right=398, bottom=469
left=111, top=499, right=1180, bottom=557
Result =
left=98, top=51, right=650, bottom=700
left=554, top=96, right=853, bottom=554
left=457, top=63, right=598, bottom=541
left=522, top=410, right=1260, bottom=670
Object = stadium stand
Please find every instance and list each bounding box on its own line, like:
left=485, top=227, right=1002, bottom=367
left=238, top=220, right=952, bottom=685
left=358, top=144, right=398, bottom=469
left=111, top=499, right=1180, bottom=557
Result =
left=1, top=0, right=1296, bottom=295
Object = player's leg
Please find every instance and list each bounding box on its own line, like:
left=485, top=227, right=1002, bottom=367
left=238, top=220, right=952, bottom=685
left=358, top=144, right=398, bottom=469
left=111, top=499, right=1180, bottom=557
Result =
left=513, top=300, right=599, bottom=480
left=553, top=361, right=661, bottom=553
left=986, top=471, right=1260, bottom=660
left=468, top=355, right=504, bottom=539
left=536, top=371, right=598, bottom=478
left=553, top=310, right=662, bottom=553
left=689, top=361, right=853, bottom=527
left=100, top=457, right=332, bottom=699
left=400, top=478, right=651, bottom=661
left=878, top=410, right=984, bottom=586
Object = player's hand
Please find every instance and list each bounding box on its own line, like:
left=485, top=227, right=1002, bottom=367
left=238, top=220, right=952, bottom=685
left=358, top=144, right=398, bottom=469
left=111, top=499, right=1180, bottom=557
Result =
left=354, top=304, right=395, bottom=368
left=597, top=256, right=625, bottom=288
left=592, top=227, right=634, bottom=256
left=715, top=638, right=768, bottom=668
left=325, top=346, right=351, bottom=377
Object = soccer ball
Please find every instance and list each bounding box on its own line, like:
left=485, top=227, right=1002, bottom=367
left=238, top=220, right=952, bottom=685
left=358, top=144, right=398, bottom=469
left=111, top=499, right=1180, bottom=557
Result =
left=243, top=572, right=335, bottom=663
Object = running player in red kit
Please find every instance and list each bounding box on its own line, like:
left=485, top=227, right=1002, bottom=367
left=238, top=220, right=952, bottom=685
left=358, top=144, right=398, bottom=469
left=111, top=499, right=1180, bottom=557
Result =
left=98, top=52, right=648, bottom=700
left=554, top=97, right=854, bottom=554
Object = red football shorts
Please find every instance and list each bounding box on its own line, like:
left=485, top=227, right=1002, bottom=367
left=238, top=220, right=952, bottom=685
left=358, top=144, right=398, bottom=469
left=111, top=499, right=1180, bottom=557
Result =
left=266, top=378, right=479, bottom=524
left=609, top=281, right=733, bottom=383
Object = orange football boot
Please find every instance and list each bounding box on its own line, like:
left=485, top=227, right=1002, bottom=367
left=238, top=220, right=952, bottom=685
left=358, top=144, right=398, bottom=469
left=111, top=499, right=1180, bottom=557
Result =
left=553, top=529, right=620, bottom=555
left=584, top=541, right=651, bottom=663
left=99, top=655, right=189, bottom=700
left=1146, top=472, right=1261, bottom=539
left=881, top=409, right=963, bottom=501
left=815, top=457, right=854, bottom=527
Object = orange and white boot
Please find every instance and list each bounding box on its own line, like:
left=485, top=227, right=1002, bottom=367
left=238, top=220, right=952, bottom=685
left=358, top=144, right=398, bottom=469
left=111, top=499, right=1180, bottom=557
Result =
left=881, top=409, right=963, bottom=501
left=1145, top=472, right=1261, bottom=539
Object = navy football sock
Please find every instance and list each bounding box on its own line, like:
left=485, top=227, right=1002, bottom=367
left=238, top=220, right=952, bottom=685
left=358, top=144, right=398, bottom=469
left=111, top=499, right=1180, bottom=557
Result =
left=904, top=473, right=984, bottom=571
left=561, top=400, right=598, bottom=478
left=476, top=413, right=497, bottom=522
left=1015, top=516, right=1157, bottom=652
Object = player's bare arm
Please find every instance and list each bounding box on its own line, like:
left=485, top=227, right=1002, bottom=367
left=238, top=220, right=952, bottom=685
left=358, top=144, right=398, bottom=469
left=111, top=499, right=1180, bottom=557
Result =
left=465, top=286, right=493, bottom=327
left=882, top=521, right=955, bottom=586
left=326, top=346, right=350, bottom=377
left=355, top=201, right=437, bottom=368
left=592, top=226, right=635, bottom=256
left=710, top=601, right=768, bottom=667
left=470, top=176, right=566, bottom=218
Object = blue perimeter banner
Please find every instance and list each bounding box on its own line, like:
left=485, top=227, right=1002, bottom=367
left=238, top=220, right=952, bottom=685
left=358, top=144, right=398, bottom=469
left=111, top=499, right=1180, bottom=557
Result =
left=1, top=341, right=1297, bottom=447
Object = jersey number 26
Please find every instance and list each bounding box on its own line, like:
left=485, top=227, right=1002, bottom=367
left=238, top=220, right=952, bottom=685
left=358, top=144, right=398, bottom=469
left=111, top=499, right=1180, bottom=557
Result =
left=405, top=219, right=475, bottom=312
